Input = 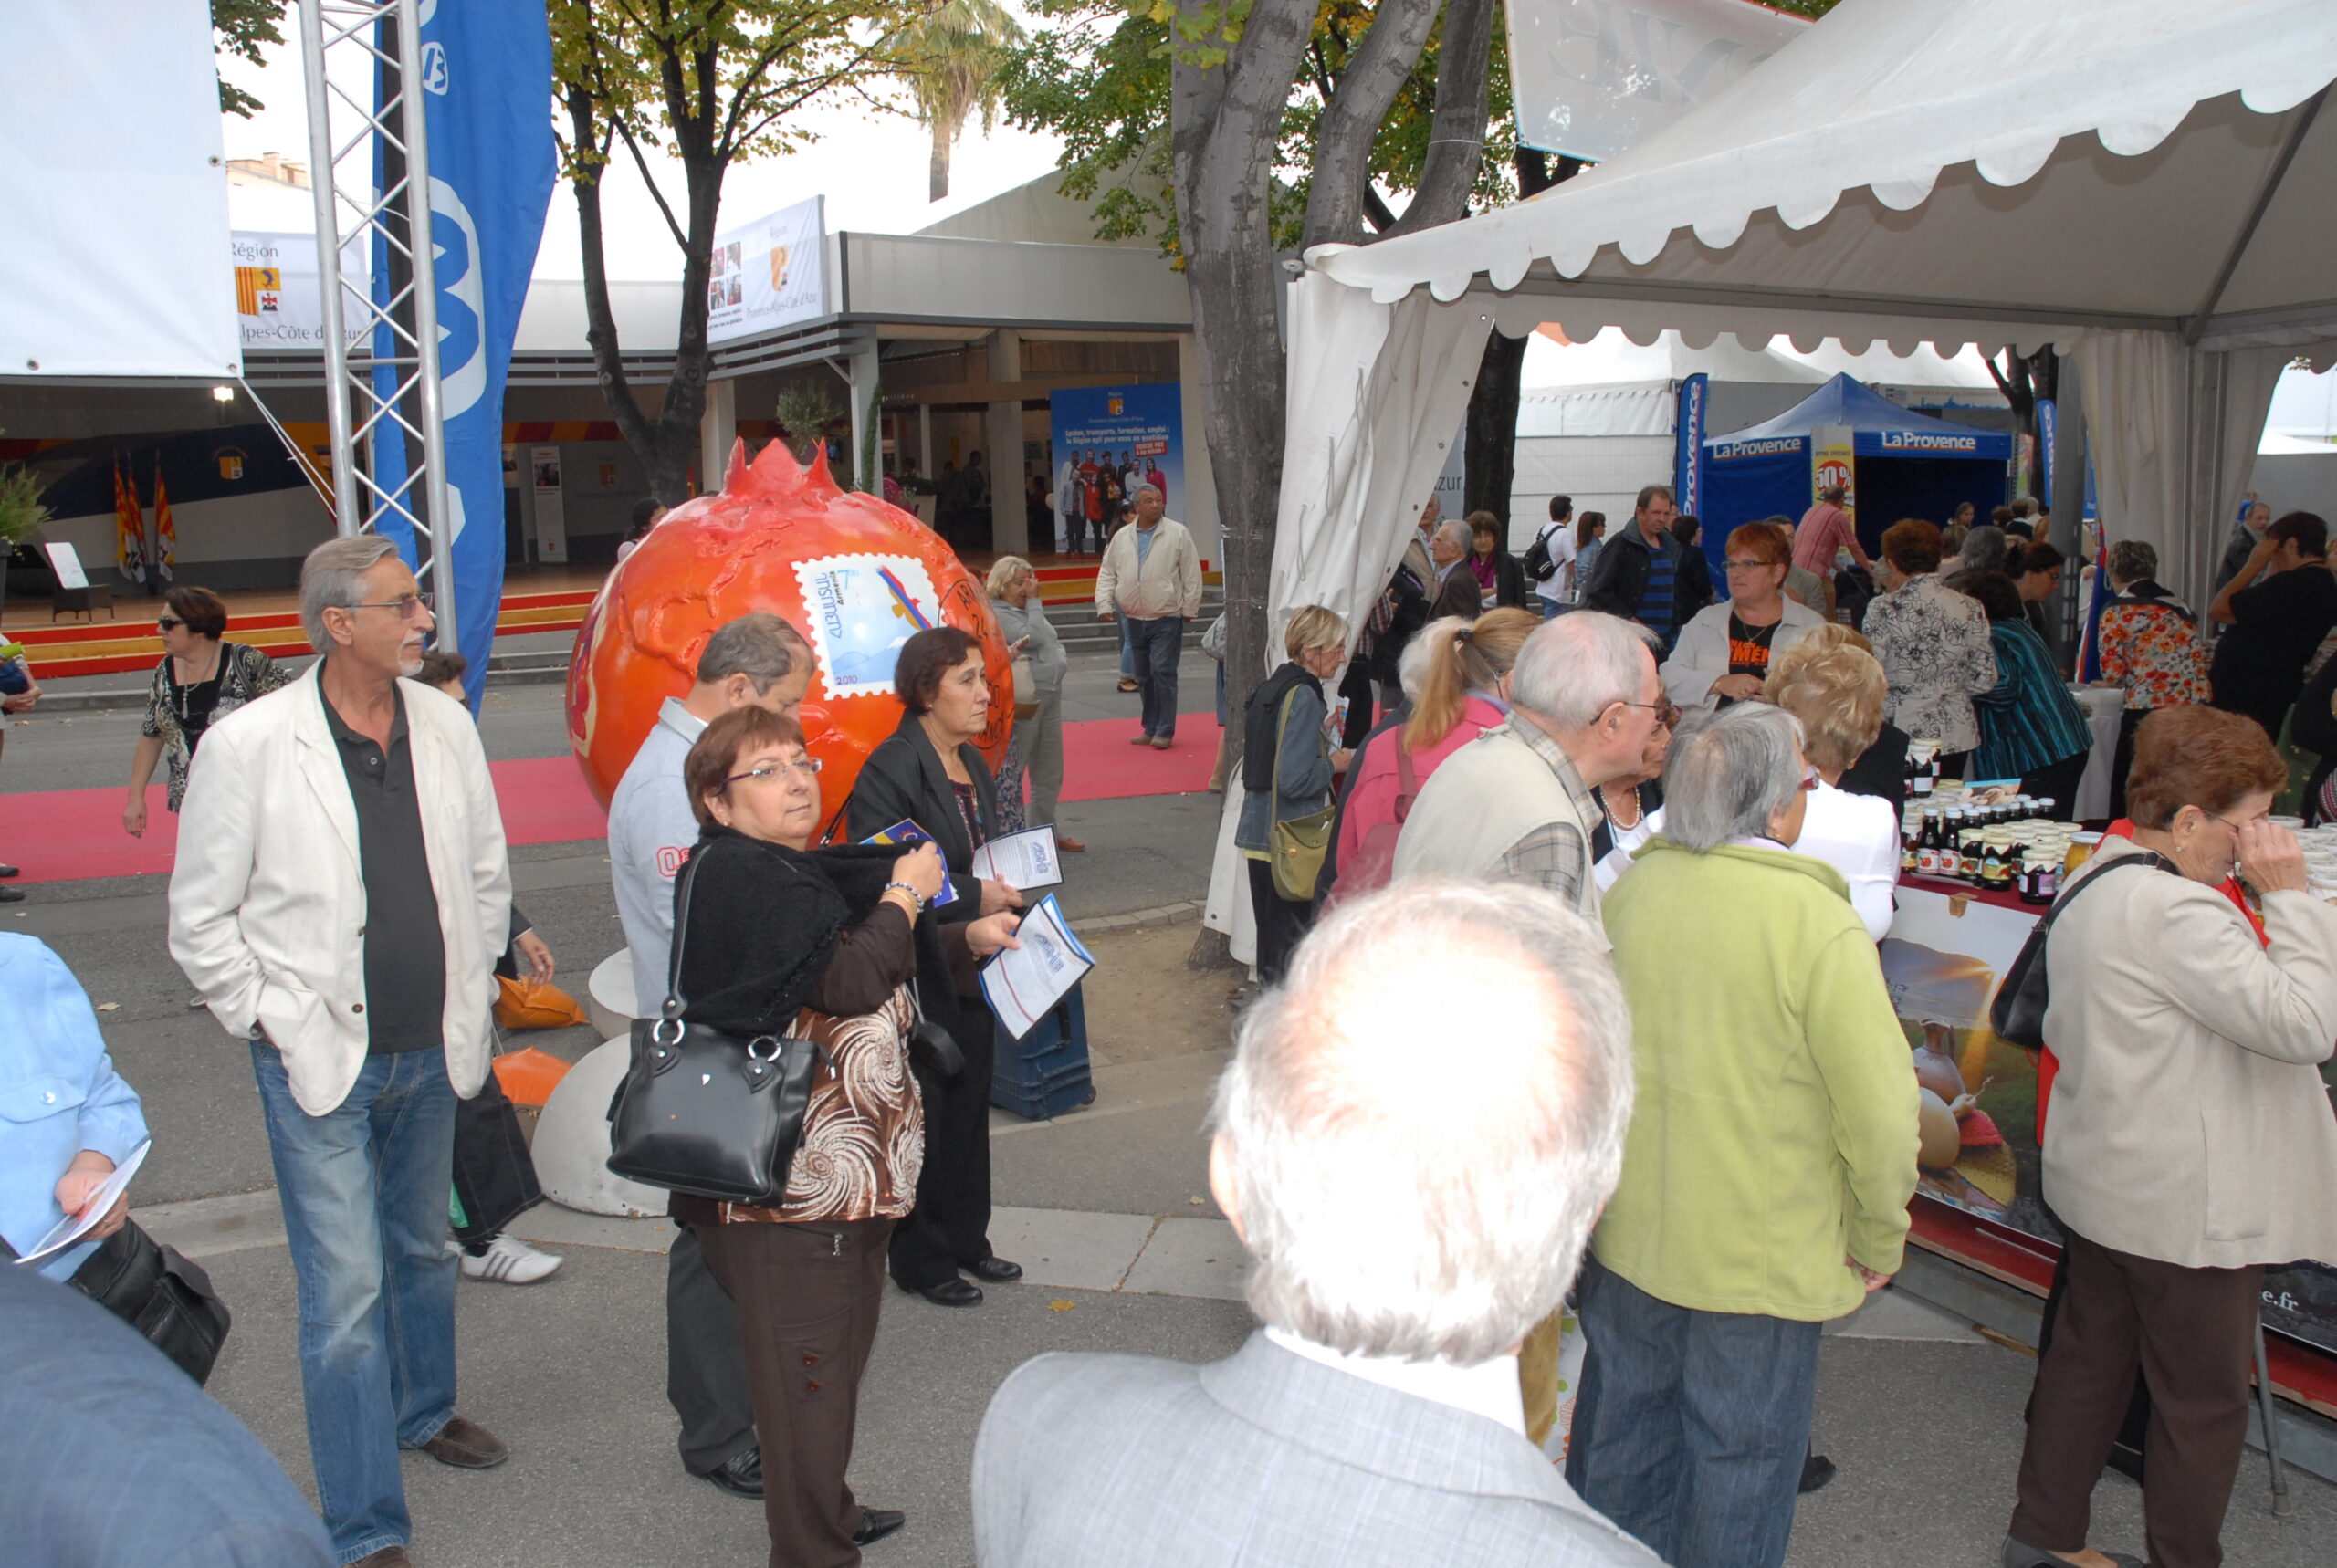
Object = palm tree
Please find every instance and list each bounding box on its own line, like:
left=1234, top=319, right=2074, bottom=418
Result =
left=883, top=0, right=1027, bottom=203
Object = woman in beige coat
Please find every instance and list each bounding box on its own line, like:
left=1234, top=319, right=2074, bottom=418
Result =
left=2005, top=704, right=2337, bottom=1568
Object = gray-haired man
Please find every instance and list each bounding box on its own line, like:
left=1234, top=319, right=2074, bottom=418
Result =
left=606, top=611, right=812, bottom=1500
left=972, top=880, right=1660, bottom=1568
left=171, top=536, right=514, bottom=1567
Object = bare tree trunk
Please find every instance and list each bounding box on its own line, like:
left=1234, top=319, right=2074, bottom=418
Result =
left=930, top=125, right=951, bottom=202
left=1298, top=0, right=1441, bottom=249
left=1382, top=0, right=1496, bottom=237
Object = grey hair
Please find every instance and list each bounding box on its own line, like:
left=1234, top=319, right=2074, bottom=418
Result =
left=1960, top=525, right=2010, bottom=572
left=300, top=534, right=403, bottom=653
left=696, top=612, right=808, bottom=693
left=1210, top=879, right=1635, bottom=1364
left=1434, top=518, right=1472, bottom=553
left=1508, top=611, right=1660, bottom=731
left=1661, top=703, right=1805, bottom=852
left=1394, top=614, right=1439, bottom=702
left=1136, top=483, right=1162, bottom=503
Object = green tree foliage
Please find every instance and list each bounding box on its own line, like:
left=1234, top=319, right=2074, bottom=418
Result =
left=549, top=0, right=914, bottom=500
left=882, top=0, right=1029, bottom=201
left=212, top=0, right=288, bottom=120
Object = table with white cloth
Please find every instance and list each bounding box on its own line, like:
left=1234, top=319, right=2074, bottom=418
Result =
left=2070, top=685, right=2126, bottom=821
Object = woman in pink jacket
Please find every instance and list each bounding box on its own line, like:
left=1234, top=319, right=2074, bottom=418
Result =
left=1326, top=608, right=1538, bottom=904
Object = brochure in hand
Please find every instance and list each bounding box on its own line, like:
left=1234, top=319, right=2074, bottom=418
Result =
left=861, top=819, right=960, bottom=906
left=979, top=894, right=1095, bottom=1040
left=969, top=826, right=1064, bottom=892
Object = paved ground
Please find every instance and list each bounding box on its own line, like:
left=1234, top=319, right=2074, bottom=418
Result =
left=6, top=668, right=2333, bottom=1568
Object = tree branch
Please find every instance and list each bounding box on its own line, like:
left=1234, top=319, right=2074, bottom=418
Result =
left=613, top=116, right=690, bottom=252
left=1384, top=0, right=1496, bottom=237
left=1301, top=0, right=1440, bottom=249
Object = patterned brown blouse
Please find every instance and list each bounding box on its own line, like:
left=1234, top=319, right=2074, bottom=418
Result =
left=712, top=986, right=925, bottom=1225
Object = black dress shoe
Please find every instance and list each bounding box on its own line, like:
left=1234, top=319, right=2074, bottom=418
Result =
left=0, top=884, right=23, bottom=904
left=0, top=862, right=19, bottom=877
left=699, top=1447, right=764, bottom=1499
left=1797, top=1453, right=1837, bottom=1494
left=966, top=1256, right=1023, bottom=1283
left=853, top=1508, right=906, bottom=1547
left=898, top=1275, right=982, bottom=1307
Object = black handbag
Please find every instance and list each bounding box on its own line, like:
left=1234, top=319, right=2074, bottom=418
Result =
left=66, top=1219, right=233, bottom=1385
left=605, top=849, right=828, bottom=1204
left=1989, top=850, right=2171, bottom=1050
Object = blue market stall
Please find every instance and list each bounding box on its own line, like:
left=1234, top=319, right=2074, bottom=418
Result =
left=1692, top=374, right=2012, bottom=571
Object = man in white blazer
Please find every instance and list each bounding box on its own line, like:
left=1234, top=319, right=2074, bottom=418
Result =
left=171, top=536, right=513, bottom=1568
left=972, top=881, right=1661, bottom=1568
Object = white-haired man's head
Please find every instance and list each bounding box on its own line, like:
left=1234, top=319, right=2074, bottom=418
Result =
left=1430, top=518, right=1471, bottom=567
left=1507, top=611, right=1669, bottom=792
left=1208, top=879, right=1635, bottom=1365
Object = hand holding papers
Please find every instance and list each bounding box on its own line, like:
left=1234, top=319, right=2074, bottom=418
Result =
left=19, top=1138, right=151, bottom=1264
left=861, top=819, right=960, bottom=906
left=969, top=826, right=1064, bottom=891
left=980, top=894, right=1095, bottom=1040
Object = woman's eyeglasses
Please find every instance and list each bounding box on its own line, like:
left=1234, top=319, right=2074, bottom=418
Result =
left=725, top=757, right=823, bottom=788
left=157, top=617, right=184, bottom=632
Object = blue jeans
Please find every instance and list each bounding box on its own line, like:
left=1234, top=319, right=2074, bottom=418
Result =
left=1118, top=616, right=1136, bottom=680
left=252, top=1041, right=460, bottom=1563
left=1565, top=1257, right=1822, bottom=1568
left=1126, top=615, right=1183, bottom=739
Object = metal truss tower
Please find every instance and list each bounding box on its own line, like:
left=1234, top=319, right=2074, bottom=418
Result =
left=294, top=0, right=460, bottom=651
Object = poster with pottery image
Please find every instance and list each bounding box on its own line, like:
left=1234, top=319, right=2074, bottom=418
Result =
left=1881, top=886, right=2337, bottom=1355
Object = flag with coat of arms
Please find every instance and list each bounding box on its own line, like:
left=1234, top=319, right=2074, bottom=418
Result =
left=113, top=461, right=146, bottom=584
left=152, top=464, right=177, bottom=582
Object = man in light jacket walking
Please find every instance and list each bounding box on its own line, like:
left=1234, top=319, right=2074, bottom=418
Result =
left=170, top=536, right=514, bottom=1568
left=1095, top=484, right=1203, bottom=748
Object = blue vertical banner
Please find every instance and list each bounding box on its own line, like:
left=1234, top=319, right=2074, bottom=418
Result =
left=2036, top=398, right=2057, bottom=504
left=371, top=2, right=556, bottom=707
left=1673, top=372, right=1708, bottom=519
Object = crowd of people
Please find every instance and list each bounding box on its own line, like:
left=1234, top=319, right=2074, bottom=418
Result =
left=8, top=471, right=2337, bottom=1568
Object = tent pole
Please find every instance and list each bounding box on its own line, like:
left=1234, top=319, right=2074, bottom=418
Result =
left=2183, top=89, right=2326, bottom=346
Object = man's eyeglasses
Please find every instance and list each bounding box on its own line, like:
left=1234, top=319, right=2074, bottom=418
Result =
left=343, top=592, right=434, bottom=620
left=1616, top=699, right=1682, bottom=728
left=725, top=757, right=823, bottom=788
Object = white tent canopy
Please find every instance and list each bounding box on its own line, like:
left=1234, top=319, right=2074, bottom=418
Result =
left=1205, top=0, right=2337, bottom=961
left=1518, top=327, right=2005, bottom=438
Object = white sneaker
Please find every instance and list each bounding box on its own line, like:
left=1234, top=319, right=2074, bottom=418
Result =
left=458, top=1233, right=563, bottom=1285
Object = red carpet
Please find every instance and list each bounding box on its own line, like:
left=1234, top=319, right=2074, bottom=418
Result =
left=1, top=720, right=1215, bottom=884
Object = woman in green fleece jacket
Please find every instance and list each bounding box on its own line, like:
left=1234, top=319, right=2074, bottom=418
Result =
left=1566, top=702, right=1920, bottom=1568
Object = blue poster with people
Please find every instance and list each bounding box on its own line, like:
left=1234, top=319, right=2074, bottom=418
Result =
left=368, top=2, right=556, bottom=707
left=1048, top=385, right=1186, bottom=554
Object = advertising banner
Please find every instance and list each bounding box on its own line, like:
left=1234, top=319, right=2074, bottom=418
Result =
left=230, top=232, right=370, bottom=350
left=1884, top=884, right=2337, bottom=1354
left=0, top=5, right=239, bottom=379
left=1048, top=384, right=1188, bottom=529
left=1507, top=0, right=1808, bottom=162
left=1811, top=423, right=1856, bottom=511
left=1672, top=372, right=1708, bottom=518
left=706, top=197, right=828, bottom=346
left=368, top=2, right=558, bottom=707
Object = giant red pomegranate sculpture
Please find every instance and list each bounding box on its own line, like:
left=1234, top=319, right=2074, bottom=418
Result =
left=566, top=438, right=1012, bottom=819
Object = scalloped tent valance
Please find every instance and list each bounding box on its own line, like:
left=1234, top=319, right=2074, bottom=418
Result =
left=1311, top=0, right=2337, bottom=354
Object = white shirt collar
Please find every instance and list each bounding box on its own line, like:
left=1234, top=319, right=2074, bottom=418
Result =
left=1263, top=1326, right=1526, bottom=1437
left=659, top=695, right=707, bottom=741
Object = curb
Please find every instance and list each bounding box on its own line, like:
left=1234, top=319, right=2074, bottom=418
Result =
left=1077, top=899, right=1202, bottom=933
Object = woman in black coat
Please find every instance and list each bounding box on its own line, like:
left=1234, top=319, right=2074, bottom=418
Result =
left=844, top=625, right=1025, bottom=1306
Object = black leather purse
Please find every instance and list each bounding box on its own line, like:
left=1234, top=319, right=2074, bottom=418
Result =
left=605, top=850, right=828, bottom=1205
left=1989, top=850, right=2171, bottom=1050
left=66, top=1220, right=233, bottom=1385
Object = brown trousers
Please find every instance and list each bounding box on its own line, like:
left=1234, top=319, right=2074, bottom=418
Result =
left=697, top=1216, right=896, bottom=1568
left=2009, top=1228, right=2264, bottom=1568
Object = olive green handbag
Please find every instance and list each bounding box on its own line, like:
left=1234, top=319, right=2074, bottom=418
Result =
left=1267, top=686, right=1336, bottom=902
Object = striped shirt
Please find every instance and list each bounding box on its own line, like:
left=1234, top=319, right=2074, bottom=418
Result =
left=1638, top=547, right=1677, bottom=644
left=1970, top=619, right=2091, bottom=779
